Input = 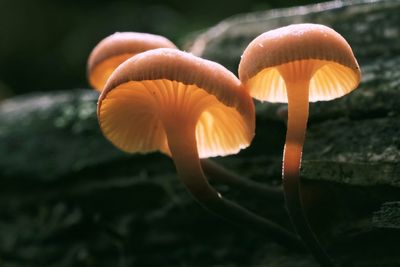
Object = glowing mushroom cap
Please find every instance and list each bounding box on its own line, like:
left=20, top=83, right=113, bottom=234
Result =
left=98, top=48, right=255, bottom=158
left=239, top=23, right=361, bottom=103
left=87, top=32, right=177, bottom=91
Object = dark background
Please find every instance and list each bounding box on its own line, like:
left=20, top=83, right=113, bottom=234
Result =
left=0, top=0, right=323, bottom=97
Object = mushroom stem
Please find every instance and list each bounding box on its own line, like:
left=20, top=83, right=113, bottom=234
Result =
left=284, top=80, right=334, bottom=266
left=164, top=119, right=305, bottom=252
left=201, top=159, right=283, bottom=201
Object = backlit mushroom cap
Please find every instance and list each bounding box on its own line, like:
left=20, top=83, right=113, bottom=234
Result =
left=87, top=32, right=177, bottom=91
left=98, top=48, right=255, bottom=158
left=239, top=23, right=361, bottom=103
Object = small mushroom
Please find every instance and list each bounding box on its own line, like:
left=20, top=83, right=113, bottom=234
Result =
left=87, top=32, right=177, bottom=91
left=98, top=48, right=304, bottom=250
left=239, top=23, right=361, bottom=266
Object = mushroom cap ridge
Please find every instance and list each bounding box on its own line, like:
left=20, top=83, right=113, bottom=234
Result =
left=239, top=23, right=361, bottom=103
left=98, top=48, right=255, bottom=158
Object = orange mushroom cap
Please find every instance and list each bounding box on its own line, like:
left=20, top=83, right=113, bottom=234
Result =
left=87, top=32, right=177, bottom=91
left=239, top=23, right=361, bottom=103
left=98, top=48, right=255, bottom=158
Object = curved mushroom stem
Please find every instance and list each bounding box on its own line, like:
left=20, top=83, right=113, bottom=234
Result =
left=201, top=159, right=283, bottom=201
left=284, top=80, right=335, bottom=266
left=164, top=119, right=305, bottom=252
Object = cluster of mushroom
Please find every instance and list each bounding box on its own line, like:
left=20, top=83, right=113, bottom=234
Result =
left=87, top=24, right=361, bottom=266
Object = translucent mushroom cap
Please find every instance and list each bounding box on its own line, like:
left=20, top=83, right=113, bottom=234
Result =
left=98, top=48, right=255, bottom=158
left=239, top=23, right=361, bottom=103
left=87, top=32, right=177, bottom=91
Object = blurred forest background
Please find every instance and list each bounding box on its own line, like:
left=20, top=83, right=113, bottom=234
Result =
left=0, top=0, right=323, bottom=97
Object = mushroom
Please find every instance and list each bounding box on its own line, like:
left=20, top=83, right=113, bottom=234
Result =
left=98, top=48, right=304, bottom=250
left=239, top=23, right=361, bottom=265
left=87, top=32, right=177, bottom=91
left=87, top=32, right=283, bottom=201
